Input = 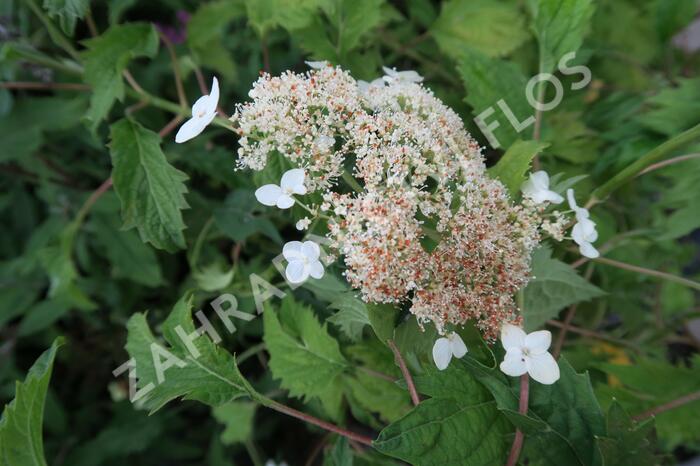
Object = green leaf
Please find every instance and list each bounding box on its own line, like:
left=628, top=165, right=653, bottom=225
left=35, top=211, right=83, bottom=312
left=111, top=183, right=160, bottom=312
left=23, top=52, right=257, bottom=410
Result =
left=212, top=401, right=256, bottom=445
left=193, top=263, right=235, bottom=292
left=263, top=297, right=348, bottom=401
left=595, top=402, right=658, bottom=466
left=461, top=355, right=605, bottom=466
left=125, top=293, right=257, bottom=412
left=92, top=212, right=164, bottom=287
left=596, top=356, right=700, bottom=449
left=0, top=96, right=87, bottom=163
left=528, top=0, right=595, bottom=73
left=489, top=140, right=549, bottom=195
left=374, top=364, right=511, bottom=466
left=329, top=437, right=353, bottom=466
left=187, top=1, right=245, bottom=80
left=637, top=78, right=700, bottom=136
left=523, top=246, right=605, bottom=331
left=42, top=0, right=89, bottom=36
left=214, top=190, right=282, bottom=244
left=366, top=303, right=399, bottom=343
left=0, top=337, right=63, bottom=466
left=432, top=0, right=529, bottom=59
left=541, top=111, right=603, bottom=164
left=82, top=23, right=159, bottom=130
left=108, top=118, right=189, bottom=253
left=457, top=49, right=532, bottom=150
left=327, top=293, right=370, bottom=342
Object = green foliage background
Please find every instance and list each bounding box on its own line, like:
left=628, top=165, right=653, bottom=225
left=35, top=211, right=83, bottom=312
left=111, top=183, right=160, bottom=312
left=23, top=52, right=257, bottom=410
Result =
left=1, top=0, right=700, bottom=465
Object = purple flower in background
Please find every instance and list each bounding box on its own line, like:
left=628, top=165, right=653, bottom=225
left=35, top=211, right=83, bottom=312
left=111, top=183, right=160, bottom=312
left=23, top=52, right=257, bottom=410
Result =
left=155, top=10, right=191, bottom=44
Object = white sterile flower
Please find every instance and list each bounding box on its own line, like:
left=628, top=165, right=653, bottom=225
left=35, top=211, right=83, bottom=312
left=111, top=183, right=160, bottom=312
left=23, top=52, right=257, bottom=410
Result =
left=175, top=77, right=219, bottom=143
left=382, top=66, right=424, bottom=84
left=283, top=240, right=324, bottom=284
left=296, top=217, right=311, bottom=231
left=499, top=324, right=560, bottom=385
left=255, top=168, right=307, bottom=209
left=305, top=60, right=329, bottom=69
left=432, top=332, right=468, bottom=370
left=567, top=189, right=600, bottom=258
left=521, top=171, right=563, bottom=204
left=357, top=77, right=385, bottom=95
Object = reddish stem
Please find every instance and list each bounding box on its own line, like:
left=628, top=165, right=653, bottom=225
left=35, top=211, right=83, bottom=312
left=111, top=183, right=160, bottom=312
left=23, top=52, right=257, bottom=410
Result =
left=266, top=400, right=374, bottom=446
left=388, top=339, right=421, bottom=406
left=505, top=374, right=529, bottom=466
left=632, top=390, right=700, bottom=421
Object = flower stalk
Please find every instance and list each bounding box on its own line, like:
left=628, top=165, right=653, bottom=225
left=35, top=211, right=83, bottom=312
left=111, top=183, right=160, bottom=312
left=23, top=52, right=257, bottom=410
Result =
left=506, top=374, right=530, bottom=466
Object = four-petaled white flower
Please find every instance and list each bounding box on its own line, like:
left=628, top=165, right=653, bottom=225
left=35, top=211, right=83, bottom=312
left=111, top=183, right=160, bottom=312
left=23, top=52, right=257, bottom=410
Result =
left=175, top=77, right=219, bottom=143
left=567, top=189, right=600, bottom=258
left=432, top=332, right=468, bottom=370
left=255, top=168, right=307, bottom=209
left=305, top=60, right=329, bottom=69
left=283, top=240, right=324, bottom=284
left=499, top=324, right=560, bottom=385
left=521, top=171, right=564, bottom=204
left=382, top=66, right=423, bottom=84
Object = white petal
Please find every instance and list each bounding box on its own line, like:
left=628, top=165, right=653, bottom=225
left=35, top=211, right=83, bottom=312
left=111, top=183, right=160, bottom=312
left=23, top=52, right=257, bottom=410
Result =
left=255, top=184, right=282, bottom=206
left=520, top=177, right=538, bottom=199
left=432, top=338, right=452, bottom=370
left=191, top=94, right=211, bottom=118
left=280, top=168, right=305, bottom=193
left=308, top=260, right=324, bottom=279
left=499, top=350, right=528, bottom=377
left=579, top=241, right=600, bottom=259
left=501, top=324, right=526, bottom=350
left=542, top=190, right=564, bottom=204
left=449, top=333, right=468, bottom=359
left=566, top=189, right=578, bottom=211
left=206, top=76, right=220, bottom=114
left=305, top=60, right=328, bottom=69
left=572, top=220, right=597, bottom=244
left=526, top=352, right=560, bottom=385
left=175, top=117, right=207, bottom=143
left=276, top=194, right=295, bottom=209
left=530, top=171, right=550, bottom=190
left=524, top=330, right=551, bottom=354
left=301, top=241, right=320, bottom=260
left=282, top=241, right=304, bottom=261
left=285, top=260, right=309, bottom=284
left=382, top=66, right=398, bottom=77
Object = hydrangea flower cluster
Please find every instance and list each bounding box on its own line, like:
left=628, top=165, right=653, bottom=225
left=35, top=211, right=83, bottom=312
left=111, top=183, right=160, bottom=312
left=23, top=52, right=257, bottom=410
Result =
left=230, top=64, right=551, bottom=340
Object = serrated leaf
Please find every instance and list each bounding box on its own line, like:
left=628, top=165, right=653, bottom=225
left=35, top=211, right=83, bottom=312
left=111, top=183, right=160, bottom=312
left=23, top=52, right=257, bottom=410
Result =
left=432, top=0, right=529, bottom=59
left=125, top=293, right=257, bottom=412
left=42, top=0, right=89, bottom=36
left=193, top=263, right=235, bottom=292
left=523, top=246, right=605, bottom=331
left=212, top=401, right=256, bottom=445
left=489, top=139, right=549, bottom=195
left=528, top=0, right=595, bottom=73
left=461, top=355, right=605, bottom=466
left=82, top=23, right=159, bottom=130
left=327, top=293, right=370, bottom=342
left=0, top=337, right=63, bottom=466
left=263, top=297, right=348, bottom=400
left=374, top=364, right=511, bottom=466
left=595, top=402, right=658, bottom=466
left=366, top=303, right=399, bottom=344
left=92, top=212, right=164, bottom=287
left=214, top=190, right=282, bottom=244
left=108, top=118, right=189, bottom=253
left=637, top=78, right=700, bottom=136
left=596, top=356, right=700, bottom=449
left=458, top=49, right=532, bottom=150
